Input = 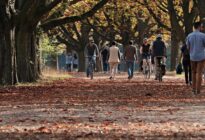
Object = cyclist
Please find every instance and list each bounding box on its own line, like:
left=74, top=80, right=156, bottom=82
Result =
left=140, top=38, right=151, bottom=75
left=151, top=34, right=167, bottom=80
left=84, top=38, right=99, bottom=78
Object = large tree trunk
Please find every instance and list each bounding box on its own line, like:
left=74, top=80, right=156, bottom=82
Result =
left=0, top=1, right=17, bottom=85
left=198, top=0, right=205, bottom=20
left=16, top=26, right=40, bottom=82
left=78, top=51, right=85, bottom=72
left=170, top=32, right=180, bottom=71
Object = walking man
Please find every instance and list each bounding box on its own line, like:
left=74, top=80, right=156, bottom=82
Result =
left=124, top=40, right=137, bottom=79
left=186, top=22, right=205, bottom=94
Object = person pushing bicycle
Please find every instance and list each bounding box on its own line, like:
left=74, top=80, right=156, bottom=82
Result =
left=151, top=34, right=167, bottom=80
left=84, top=38, right=99, bottom=78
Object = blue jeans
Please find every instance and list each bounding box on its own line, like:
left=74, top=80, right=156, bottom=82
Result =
left=126, top=61, right=134, bottom=77
left=103, top=62, right=108, bottom=72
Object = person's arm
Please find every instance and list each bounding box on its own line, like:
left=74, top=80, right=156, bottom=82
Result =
left=140, top=46, right=143, bottom=54
left=124, top=47, right=127, bottom=60
left=186, top=37, right=190, bottom=51
left=118, top=49, right=121, bottom=61
left=163, top=42, right=167, bottom=57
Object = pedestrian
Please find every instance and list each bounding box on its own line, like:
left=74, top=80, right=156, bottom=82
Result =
left=186, top=21, right=205, bottom=94
left=108, top=41, right=121, bottom=80
left=66, top=52, right=73, bottom=72
left=73, top=54, right=78, bottom=71
left=124, top=40, right=137, bottom=79
left=101, top=43, right=109, bottom=73
left=180, top=42, right=192, bottom=85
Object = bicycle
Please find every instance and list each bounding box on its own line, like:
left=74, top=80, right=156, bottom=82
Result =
left=155, top=56, right=166, bottom=82
left=86, top=56, right=95, bottom=80
left=142, top=58, right=151, bottom=79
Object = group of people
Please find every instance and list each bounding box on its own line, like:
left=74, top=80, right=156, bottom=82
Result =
left=182, top=21, right=205, bottom=94
left=84, top=34, right=167, bottom=80
left=84, top=21, right=205, bottom=95
left=65, top=52, right=78, bottom=72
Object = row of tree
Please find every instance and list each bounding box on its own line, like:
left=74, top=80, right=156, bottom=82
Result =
left=0, top=0, right=108, bottom=85
left=49, top=0, right=205, bottom=72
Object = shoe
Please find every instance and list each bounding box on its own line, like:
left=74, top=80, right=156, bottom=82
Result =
left=196, top=90, right=200, bottom=95
left=192, top=89, right=196, bottom=95
left=189, top=81, right=192, bottom=85
left=109, top=76, right=113, bottom=80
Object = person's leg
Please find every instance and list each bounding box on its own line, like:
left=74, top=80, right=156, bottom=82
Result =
left=113, top=63, right=118, bottom=79
left=126, top=61, right=130, bottom=77
left=130, top=61, right=134, bottom=78
left=142, top=59, right=146, bottom=74
left=188, top=62, right=192, bottom=84
left=183, top=61, right=189, bottom=84
left=191, top=61, right=197, bottom=92
left=154, top=57, right=159, bottom=79
left=109, top=63, right=114, bottom=78
left=196, top=60, right=205, bottom=93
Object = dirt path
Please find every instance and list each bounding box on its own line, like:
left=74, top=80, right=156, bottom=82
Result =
left=0, top=73, right=205, bottom=139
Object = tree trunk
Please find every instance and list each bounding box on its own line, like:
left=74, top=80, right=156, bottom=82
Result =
left=16, top=26, right=40, bottom=82
left=198, top=0, right=205, bottom=20
left=0, top=2, right=17, bottom=85
left=170, top=32, right=180, bottom=71
left=78, top=50, right=85, bottom=72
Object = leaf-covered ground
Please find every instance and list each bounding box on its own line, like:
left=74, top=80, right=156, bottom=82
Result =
left=0, top=73, right=205, bottom=139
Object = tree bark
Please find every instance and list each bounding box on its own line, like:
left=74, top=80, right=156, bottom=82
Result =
left=0, top=1, right=17, bottom=85
left=197, top=0, right=205, bottom=20
left=78, top=51, right=85, bottom=72
left=16, top=26, right=40, bottom=82
left=170, top=31, right=180, bottom=71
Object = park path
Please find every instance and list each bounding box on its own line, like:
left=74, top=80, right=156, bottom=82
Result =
left=0, top=73, right=205, bottom=139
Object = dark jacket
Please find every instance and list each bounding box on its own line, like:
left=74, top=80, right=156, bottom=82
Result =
left=101, top=47, right=109, bottom=62
left=152, top=39, right=166, bottom=57
left=84, top=43, right=99, bottom=57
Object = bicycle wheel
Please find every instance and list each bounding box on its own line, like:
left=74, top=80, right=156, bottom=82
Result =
left=90, top=64, right=94, bottom=80
left=159, top=67, right=162, bottom=82
left=147, top=65, right=151, bottom=79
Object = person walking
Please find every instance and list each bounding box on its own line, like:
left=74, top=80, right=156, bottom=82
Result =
left=101, top=43, right=109, bottom=73
left=108, top=41, right=121, bottom=80
left=66, top=52, right=73, bottom=72
left=180, top=42, right=192, bottom=85
left=124, top=40, right=137, bottom=79
left=186, top=21, right=205, bottom=94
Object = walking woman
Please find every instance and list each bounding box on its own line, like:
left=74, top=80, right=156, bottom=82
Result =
left=180, top=42, right=192, bottom=85
left=108, top=41, right=121, bottom=80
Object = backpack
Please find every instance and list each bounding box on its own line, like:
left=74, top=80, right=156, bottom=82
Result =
left=176, top=63, right=183, bottom=74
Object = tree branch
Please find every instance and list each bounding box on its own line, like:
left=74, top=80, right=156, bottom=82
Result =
left=41, top=0, right=108, bottom=31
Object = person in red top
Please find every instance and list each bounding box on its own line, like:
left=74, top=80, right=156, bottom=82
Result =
left=124, top=40, right=137, bottom=79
